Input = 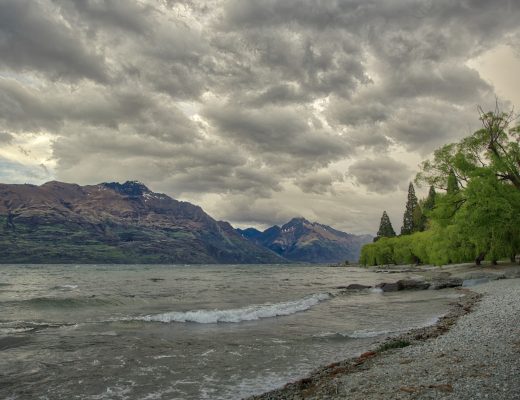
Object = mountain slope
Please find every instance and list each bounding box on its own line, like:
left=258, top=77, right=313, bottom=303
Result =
left=0, top=181, right=284, bottom=264
left=238, top=217, right=372, bottom=263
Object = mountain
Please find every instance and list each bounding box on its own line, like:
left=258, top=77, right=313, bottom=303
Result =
left=238, top=217, right=372, bottom=263
left=0, top=181, right=284, bottom=264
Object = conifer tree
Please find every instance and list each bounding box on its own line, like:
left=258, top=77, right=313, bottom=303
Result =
left=401, top=182, right=418, bottom=235
left=423, top=185, right=436, bottom=211
left=447, top=169, right=459, bottom=194
left=376, top=211, right=396, bottom=239
left=417, top=186, right=436, bottom=231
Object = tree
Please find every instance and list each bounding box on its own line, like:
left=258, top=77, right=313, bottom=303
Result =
left=376, top=211, right=396, bottom=239
left=447, top=169, right=459, bottom=194
left=416, top=104, right=520, bottom=192
left=416, top=185, right=436, bottom=232
left=401, top=182, right=418, bottom=235
left=416, top=104, right=520, bottom=265
left=362, top=106, right=520, bottom=268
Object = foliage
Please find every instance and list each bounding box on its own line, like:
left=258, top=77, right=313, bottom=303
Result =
left=416, top=186, right=436, bottom=231
left=377, top=339, right=411, bottom=352
left=400, top=182, right=419, bottom=235
left=361, top=105, right=520, bottom=266
left=376, top=211, right=396, bottom=239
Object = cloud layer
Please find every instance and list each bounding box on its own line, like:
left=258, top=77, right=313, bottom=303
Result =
left=1, top=0, right=519, bottom=233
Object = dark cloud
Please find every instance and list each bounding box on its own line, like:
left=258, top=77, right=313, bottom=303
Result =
left=0, top=131, right=13, bottom=143
left=52, top=0, right=153, bottom=35
left=1, top=0, right=520, bottom=232
left=294, top=170, right=344, bottom=194
left=0, top=79, right=198, bottom=143
left=348, top=157, right=413, bottom=194
left=203, top=103, right=350, bottom=164
left=0, top=0, right=108, bottom=82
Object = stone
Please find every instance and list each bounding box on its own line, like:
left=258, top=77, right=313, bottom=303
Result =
left=375, top=280, right=430, bottom=292
left=396, top=279, right=431, bottom=290
left=429, top=278, right=464, bottom=290
left=375, top=282, right=399, bottom=292
left=340, top=284, right=372, bottom=290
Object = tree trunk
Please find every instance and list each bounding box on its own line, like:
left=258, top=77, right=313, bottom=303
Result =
left=491, top=259, right=498, bottom=266
left=475, top=252, right=486, bottom=266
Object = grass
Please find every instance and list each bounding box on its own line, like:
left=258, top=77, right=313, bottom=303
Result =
left=376, top=339, right=411, bottom=353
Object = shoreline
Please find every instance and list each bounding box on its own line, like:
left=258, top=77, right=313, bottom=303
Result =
left=248, top=267, right=520, bottom=400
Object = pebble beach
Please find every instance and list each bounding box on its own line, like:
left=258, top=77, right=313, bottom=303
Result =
left=250, top=269, right=520, bottom=400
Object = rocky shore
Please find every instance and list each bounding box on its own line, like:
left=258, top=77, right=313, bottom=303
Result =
left=248, top=265, right=520, bottom=400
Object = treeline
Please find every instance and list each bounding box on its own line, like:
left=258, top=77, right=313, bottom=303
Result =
left=361, top=106, right=520, bottom=266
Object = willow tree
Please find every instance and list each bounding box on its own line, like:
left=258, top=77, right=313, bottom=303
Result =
left=416, top=105, right=520, bottom=265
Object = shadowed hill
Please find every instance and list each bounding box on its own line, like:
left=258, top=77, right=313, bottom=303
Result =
left=0, top=181, right=285, bottom=264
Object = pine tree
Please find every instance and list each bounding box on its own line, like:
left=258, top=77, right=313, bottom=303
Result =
left=417, top=186, right=436, bottom=231
left=401, top=182, right=418, bottom=235
left=376, top=211, right=396, bottom=238
left=447, top=169, right=459, bottom=194
left=423, top=185, right=436, bottom=211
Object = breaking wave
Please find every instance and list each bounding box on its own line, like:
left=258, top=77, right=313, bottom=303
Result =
left=136, top=292, right=332, bottom=324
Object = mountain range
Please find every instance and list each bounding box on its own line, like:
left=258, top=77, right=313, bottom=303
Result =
left=0, top=181, right=371, bottom=264
left=238, top=218, right=372, bottom=263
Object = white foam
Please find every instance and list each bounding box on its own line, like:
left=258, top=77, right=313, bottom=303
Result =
left=313, top=329, right=391, bottom=339
left=347, top=329, right=390, bottom=338
left=52, top=284, right=78, bottom=290
left=136, top=293, right=331, bottom=324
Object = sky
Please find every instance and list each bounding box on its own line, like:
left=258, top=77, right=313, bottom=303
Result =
left=1, top=0, right=520, bottom=235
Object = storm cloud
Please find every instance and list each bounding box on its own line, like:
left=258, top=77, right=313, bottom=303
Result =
left=1, top=0, right=519, bottom=234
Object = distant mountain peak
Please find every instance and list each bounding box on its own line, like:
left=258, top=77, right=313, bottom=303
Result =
left=239, top=217, right=373, bottom=263
left=283, top=217, right=311, bottom=227
left=101, top=181, right=151, bottom=196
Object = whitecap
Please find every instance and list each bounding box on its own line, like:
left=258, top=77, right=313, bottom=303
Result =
left=135, top=292, right=331, bottom=324
left=347, top=329, right=391, bottom=338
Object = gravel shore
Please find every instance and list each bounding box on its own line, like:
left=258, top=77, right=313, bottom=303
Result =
left=249, top=277, right=520, bottom=400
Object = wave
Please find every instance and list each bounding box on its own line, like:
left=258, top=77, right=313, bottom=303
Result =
left=136, top=292, right=332, bottom=324
left=7, top=296, right=113, bottom=309
left=314, top=316, right=442, bottom=341
left=51, top=284, right=79, bottom=290
left=313, top=329, right=391, bottom=340
left=0, top=320, right=77, bottom=334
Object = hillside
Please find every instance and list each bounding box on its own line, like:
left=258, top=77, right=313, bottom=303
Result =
left=0, top=181, right=284, bottom=264
left=238, top=217, right=372, bottom=263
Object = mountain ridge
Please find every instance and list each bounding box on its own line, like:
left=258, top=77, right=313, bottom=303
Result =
left=0, top=180, right=284, bottom=264
left=238, top=217, right=372, bottom=263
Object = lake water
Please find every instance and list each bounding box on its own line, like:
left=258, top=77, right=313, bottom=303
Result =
left=0, top=264, right=460, bottom=399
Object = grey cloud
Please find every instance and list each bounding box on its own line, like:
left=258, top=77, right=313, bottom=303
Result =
left=328, top=100, right=389, bottom=126
left=380, top=64, right=493, bottom=103
left=348, top=157, right=412, bottom=194
left=0, top=79, right=198, bottom=142
left=246, top=84, right=310, bottom=107
left=160, top=165, right=281, bottom=197
left=0, top=131, right=13, bottom=143
left=214, top=194, right=297, bottom=228
left=2, top=0, right=520, bottom=234
left=294, top=170, right=344, bottom=194
left=53, top=0, right=153, bottom=34
left=381, top=100, right=486, bottom=154
left=203, top=103, right=350, bottom=162
left=0, top=0, right=107, bottom=82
